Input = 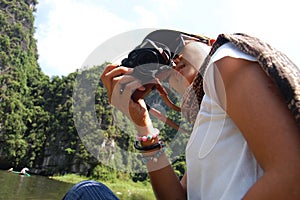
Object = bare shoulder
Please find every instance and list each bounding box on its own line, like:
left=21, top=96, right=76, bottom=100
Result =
left=214, top=56, right=300, bottom=197
left=215, top=56, right=300, bottom=197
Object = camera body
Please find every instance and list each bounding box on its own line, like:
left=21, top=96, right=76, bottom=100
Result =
left=121, top=47, right=171, bottom=82
left=120, top=42, right=172, bottom=101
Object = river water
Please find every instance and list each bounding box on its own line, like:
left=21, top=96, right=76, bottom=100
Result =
left=0, top=170, right=74, bottom=200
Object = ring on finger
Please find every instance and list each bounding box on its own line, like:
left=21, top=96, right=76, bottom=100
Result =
left=119, top=84, right=125, bottom=94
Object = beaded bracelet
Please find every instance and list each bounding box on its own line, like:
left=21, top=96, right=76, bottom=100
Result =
left=141, top=147, right=166, bottom=164
left=136, top=128, right=159, bottom=142
left=134, top=140, right=165, bottom=152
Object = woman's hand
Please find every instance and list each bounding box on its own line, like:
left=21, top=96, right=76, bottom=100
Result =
left=100, top=64, right=153, bottom=132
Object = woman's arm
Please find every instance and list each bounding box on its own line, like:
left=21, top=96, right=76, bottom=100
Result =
left=180, top=172, right=188, bottom=195
left=215, top=57, right=300, bottom=199
left=135, top=123, right=187, bottom=200
left=101, top=64, right=186, bottom=200
left=146, top=157, right=187, bottom=200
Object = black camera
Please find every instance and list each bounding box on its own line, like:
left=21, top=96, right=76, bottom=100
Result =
left=120, top=40, right=172, bottom=82
left=119, top=39, right=174, bottom=102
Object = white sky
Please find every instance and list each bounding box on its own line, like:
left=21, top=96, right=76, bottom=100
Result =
left=34, top=0, right=300, bottom=77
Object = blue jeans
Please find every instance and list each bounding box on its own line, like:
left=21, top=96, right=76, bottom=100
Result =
left=63, top=180, right=119, bottom=200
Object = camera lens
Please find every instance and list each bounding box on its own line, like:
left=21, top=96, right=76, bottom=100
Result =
left=136, top=49, right=159, bottom=66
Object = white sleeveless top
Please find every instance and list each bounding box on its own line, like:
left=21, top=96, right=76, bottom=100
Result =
left=186, top=43, right=263, bottom=200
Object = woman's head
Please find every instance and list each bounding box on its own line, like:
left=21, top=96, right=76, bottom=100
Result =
left=168, top=41, right=210, bottom=94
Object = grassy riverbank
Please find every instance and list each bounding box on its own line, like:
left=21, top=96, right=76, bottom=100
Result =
left=51, top=174, right=155, bottom=200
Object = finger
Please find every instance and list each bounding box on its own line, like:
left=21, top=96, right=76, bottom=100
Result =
left=100, top=64, right=118, bottom=80
left=122, top=79, right=146, bottom=95
left=100, top=65, right=118, bottom=95
left=101, top=66, right=132, bottom=99
left=110, top=81, right=132, bottom=112
left=110, top=75, right=138, bottom=96
left=117, top=75, right=148, bottom=91
left=105, top=66, right=133, bottom=79
left=113, top=74, right=136, bottom=83
left=111, top=79, right=137, bottom=104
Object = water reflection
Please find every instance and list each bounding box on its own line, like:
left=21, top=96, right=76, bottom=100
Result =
left=0, top=170, right=74, bottom=200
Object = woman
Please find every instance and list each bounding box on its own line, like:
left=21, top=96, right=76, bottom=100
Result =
left=64, top=31, right=300, bottom=199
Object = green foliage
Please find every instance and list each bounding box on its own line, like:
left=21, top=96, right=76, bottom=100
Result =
left=52, top=173, right=155, bottom=200
left=65, top=148, right=76, bottom=155
left=0, top=0, right=187, bottom=182
left=0, top=0, right=49, bottom=168
left=91, top=164, right=117, bottom=182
